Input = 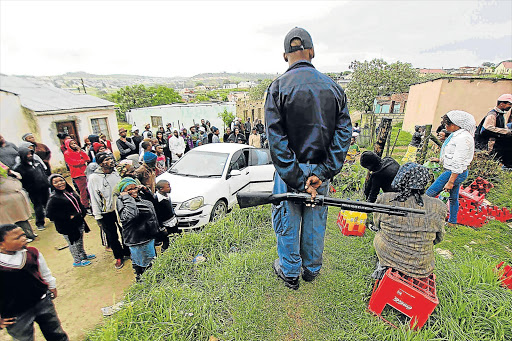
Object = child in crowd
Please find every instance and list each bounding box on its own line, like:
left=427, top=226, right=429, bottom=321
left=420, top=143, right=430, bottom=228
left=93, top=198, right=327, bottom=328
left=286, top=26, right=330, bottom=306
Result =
left=0, top=224, right=69, bottom=340
left=155, top=145, right=167, bottom=177
left=116, top=178, right=160, bottom=281
left=138, top=140, right=153, bottom=163
left=153, top=180, right=180, bottom=252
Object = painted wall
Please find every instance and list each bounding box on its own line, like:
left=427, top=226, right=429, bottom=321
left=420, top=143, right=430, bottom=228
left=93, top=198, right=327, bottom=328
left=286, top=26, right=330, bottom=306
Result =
left=403, top=79, right=512, bottom=132
left=0, top=91, right=33, bottom=144
left=126, top=102, right=236, bottom=133
left=35, top=108, right=118, bottom=168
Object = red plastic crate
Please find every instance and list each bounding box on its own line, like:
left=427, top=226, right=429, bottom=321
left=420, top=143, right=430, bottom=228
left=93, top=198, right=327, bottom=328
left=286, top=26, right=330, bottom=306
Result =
left=496, top=262, right=512, bottom=290
left=368, top=268, right=438, bottom=330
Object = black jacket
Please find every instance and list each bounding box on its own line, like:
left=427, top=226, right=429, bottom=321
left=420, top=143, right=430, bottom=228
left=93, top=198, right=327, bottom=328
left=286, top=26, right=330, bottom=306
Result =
left=46, top=183, right=90, bottom=243
left=117, top=194, right=160, bottom=246
left=227, top=133, right=246, bottom=144
left=364, top=157, right=400, bottom=203
left=13, top=147, right=50, bottom=195
left=265, top=61, right=352, bottom=190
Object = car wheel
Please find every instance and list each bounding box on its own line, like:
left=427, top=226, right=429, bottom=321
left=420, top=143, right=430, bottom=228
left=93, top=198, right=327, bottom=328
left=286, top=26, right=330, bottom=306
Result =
left=210, top=200, right=227, bottom=222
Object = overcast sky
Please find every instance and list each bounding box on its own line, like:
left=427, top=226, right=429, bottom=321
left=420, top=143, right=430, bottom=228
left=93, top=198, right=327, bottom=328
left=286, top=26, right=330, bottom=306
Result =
left=1, top=0, right=511, bottom=77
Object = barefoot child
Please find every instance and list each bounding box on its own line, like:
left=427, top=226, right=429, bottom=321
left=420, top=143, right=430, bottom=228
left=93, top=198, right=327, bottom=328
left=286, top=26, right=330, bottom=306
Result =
left=0, top=224, right=68, bottom=340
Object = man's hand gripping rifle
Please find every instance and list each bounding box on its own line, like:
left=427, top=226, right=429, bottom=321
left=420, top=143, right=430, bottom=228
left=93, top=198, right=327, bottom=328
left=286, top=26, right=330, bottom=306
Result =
left=237, top=192, right=425, bottom=217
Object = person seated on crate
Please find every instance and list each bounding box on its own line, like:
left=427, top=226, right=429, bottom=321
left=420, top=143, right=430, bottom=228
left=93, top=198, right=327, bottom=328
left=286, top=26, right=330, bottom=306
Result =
left=360, top=151, right=400, bottom=203
left=372, top=163, right=447, bottom=280
left=425, top=110, right=475, bottom=227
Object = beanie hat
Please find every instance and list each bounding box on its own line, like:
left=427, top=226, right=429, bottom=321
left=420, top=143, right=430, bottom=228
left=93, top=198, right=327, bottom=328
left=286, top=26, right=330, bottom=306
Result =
left=360, top=151, right=382, bottom=171
left=116, top=177, right=138, bottom=193
left=93, top=142, right=104, bottom=153
left=143, top=151, right=157, bottom=163
left=95, top=152, right=111, bottom=165
left=22, top=133, right=33, bottom=141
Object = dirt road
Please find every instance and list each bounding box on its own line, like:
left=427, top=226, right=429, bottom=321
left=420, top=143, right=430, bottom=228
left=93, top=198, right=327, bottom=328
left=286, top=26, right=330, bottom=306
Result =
left=1, top=216, right=134, bottom=341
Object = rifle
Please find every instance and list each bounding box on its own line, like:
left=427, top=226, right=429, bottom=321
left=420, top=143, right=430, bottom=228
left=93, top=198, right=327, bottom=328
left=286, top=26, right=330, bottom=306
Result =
left=237, top=192, right=425, bottom=217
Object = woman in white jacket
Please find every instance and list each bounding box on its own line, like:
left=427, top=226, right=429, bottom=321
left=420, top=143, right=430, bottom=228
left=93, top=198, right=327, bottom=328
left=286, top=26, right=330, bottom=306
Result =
left=168, top=129, right=185, bottom=163
left=426, top=110, right=475, bottom=227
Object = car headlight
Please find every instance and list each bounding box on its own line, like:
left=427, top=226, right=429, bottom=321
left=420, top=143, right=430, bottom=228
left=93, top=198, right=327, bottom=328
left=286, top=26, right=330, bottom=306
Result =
left=180, top=196, right=204, bottom=211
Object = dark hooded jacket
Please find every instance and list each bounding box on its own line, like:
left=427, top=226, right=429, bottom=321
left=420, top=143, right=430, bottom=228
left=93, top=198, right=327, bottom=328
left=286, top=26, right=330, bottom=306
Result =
left=117, top=193, right=160, bottom=246
left=364, top=157, right=400, bottom=203
left=13, top=147, right=50, bottom=195
left=45, top=174, right=90, bottom=244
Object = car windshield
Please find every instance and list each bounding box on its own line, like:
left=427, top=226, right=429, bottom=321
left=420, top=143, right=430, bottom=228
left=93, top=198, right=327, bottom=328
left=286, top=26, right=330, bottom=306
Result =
left=169, top=151, right=229, bottom=177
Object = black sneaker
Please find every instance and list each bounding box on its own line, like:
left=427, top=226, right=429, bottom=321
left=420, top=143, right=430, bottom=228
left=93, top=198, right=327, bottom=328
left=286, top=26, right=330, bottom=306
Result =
left=301, top=266, right=318, bottom=282
left=273, top=259, right=299, bottom=290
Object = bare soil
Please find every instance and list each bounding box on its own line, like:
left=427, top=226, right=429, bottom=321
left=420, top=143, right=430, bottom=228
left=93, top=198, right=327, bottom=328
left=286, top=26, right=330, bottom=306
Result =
left=1, top=216, right=134, bottom=341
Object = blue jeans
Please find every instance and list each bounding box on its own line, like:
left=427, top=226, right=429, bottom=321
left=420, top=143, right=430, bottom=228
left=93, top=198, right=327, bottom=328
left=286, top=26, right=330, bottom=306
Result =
left=426, top=169, right=468, bottom=223
left=272, top=164, right=329, bottom=278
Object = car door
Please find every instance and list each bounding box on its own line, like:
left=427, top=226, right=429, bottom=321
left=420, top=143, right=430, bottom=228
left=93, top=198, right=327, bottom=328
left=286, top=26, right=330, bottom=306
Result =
left=227, top=149, right=251, bottom=205
left=247, top=148, right=274, bottom=192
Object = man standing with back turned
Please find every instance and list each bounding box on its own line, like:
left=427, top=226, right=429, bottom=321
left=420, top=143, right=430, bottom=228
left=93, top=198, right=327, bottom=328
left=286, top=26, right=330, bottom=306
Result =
left=265, top=27, right=351, bottom=290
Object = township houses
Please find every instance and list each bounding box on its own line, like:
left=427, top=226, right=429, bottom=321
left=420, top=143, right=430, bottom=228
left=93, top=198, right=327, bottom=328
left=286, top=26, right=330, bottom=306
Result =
left=0, top=75, right=118, bottom=169
left=495, top=61, right=512, bottom=76
left=402, top=77, right=512, bottom=132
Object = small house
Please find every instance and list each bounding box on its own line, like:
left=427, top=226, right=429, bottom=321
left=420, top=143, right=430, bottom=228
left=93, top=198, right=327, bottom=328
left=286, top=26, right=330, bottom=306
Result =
left=0, top=75, right=118, bottom=169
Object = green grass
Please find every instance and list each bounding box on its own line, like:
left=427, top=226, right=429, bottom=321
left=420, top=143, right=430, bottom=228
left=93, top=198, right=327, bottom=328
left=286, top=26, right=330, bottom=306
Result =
left=86, top=202, right=512, bottom=340
left=389, top=122, right=413, bottom=147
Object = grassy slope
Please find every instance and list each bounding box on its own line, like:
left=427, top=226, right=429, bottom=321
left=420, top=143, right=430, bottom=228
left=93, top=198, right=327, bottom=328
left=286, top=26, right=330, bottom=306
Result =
left=87, top=203, right=512, bottom=340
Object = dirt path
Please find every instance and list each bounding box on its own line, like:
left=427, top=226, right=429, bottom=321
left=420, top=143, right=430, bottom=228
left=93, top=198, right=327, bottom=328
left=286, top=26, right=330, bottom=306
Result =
left=1, top=216, right=134, bottom=341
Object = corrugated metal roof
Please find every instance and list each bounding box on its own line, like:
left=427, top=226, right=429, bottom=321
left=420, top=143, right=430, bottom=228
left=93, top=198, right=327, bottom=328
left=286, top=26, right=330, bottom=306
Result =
left=0, top=75, right=115, bottom=112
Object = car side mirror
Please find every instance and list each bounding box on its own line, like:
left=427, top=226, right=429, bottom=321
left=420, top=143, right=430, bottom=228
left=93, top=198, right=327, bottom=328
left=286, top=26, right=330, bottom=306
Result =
left=230, top=169, right=242, bottom=177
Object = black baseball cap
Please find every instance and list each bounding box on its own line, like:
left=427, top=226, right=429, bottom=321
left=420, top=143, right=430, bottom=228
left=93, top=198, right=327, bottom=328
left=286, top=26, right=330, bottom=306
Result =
left=284, top=27, right=314, bottom=53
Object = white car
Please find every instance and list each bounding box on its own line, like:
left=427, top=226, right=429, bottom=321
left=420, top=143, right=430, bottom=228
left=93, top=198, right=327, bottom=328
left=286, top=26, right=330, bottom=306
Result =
left=156, top=143, right=274, bottom=229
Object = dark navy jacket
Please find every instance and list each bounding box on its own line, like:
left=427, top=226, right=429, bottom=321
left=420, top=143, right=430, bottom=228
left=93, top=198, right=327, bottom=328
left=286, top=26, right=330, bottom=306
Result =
left=265, top=60, right=352, bottom=190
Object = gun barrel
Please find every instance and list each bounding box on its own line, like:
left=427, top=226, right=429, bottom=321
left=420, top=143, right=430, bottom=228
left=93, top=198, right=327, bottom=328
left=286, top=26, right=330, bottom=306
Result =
left=237, top=192, right=425, bottom=216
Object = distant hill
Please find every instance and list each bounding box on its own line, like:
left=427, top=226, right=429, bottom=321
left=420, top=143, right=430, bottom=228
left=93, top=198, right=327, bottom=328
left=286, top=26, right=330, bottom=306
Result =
left=11, top=71, right=279, bottom=92
left=191, top=72, right=278, bottom=83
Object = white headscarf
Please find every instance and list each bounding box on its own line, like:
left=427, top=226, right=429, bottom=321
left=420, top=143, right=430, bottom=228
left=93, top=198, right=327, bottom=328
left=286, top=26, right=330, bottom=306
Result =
left=446, top=110, right=476, bottom=136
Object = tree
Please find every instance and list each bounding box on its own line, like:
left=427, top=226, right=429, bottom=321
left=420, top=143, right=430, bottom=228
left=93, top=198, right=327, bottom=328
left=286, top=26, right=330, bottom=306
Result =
left=149, top=85, right=182, bottom=106
left=346, top=59, right=420, bottom=112
left=194, top=94, right=210, bottom=103
left=249, top=79, right=273, bottom=100
left=218, top=109, right=235, bottom=129
left=482, top=62, right=495, bottom=67
left=105, top=84, right=182, bottom=120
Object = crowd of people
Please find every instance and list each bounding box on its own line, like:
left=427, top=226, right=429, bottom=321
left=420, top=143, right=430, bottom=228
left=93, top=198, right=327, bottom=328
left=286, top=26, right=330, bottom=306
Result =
left=0, top=115, right=266, bottom=273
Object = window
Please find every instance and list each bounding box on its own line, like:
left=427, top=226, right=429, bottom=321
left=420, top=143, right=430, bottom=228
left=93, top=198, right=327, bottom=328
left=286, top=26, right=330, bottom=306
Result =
left=393, top=103, right=401, bottom=113
left=249, top=149, right=272, bottom=166
left=90, top=118, right=110, bottom=140
left=151, top=116, right=163, bottom=128
left=229, top=150, right=248, bottom=171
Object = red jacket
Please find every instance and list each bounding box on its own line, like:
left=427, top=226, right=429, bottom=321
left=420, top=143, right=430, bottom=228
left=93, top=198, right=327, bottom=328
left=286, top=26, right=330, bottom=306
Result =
left=102, top=139, right=113, bottom=152
left=64, top=139, right=90, bottom=178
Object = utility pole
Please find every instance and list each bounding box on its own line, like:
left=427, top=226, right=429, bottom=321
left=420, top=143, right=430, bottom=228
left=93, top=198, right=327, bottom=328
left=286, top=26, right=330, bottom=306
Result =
left=81, top=78, right=87, bottom=94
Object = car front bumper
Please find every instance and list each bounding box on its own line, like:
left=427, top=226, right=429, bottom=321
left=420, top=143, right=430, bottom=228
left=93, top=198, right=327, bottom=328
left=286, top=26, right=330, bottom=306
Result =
left=174, top=204, right=213, bottom=229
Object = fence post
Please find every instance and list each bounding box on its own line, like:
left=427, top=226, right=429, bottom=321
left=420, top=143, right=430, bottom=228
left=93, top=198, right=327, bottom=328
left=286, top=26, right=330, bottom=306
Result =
left=373, top=118, right=392, bottom=158
left=417, top=124, right=433, bottom=164
left=364, top=118, right=393, bottom=195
